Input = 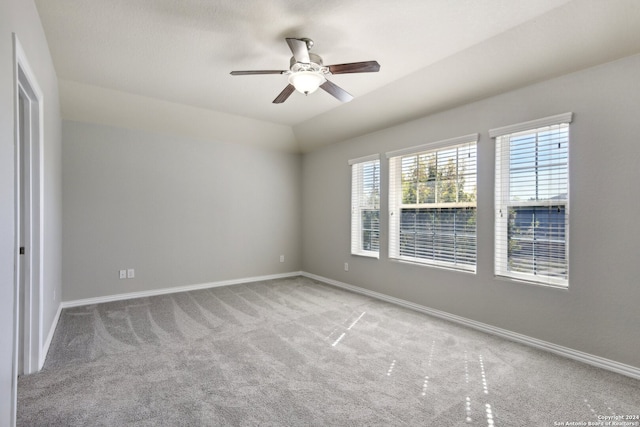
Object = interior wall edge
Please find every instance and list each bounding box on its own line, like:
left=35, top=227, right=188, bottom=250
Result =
left=40, top=302, right=62, bottom=370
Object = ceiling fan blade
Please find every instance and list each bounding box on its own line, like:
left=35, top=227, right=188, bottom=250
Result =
left=273, top=84, right=296, bottom=104
left=328, top=61, right=380, bottom=74
left=230, top=70, right=287, bottom=75
left=320, top=79, right=353, bottom=103
left=286, top=38, right=311, bottom=64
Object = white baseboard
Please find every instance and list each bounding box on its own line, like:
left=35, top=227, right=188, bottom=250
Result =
left=40, top=301, right=63, bottom=370
left=301, top=271, right=640, bottom=380
left=53, top=270, right=640, bottom=380
left=61, top=271, right=303, bottom=309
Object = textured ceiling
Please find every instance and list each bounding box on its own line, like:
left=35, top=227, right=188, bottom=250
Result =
left=34, top=0, right=640, bottom=151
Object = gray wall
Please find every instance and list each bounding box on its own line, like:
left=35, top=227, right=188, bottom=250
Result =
left=302, top=54, right=640, bottom=369
left=0, top=0, right=62, bottom=423
left=62, top=121, right=302, bottom=301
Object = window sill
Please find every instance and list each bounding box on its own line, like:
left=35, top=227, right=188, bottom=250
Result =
left=351, top=251, right=379, bottom=260
left=494, top=274, right=569, bottom=290
left=389, top=257, right=476, bottom=274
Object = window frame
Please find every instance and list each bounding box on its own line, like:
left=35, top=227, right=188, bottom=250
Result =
left=349, top=154, right=381, bottom=258
left=491, top=113, right=572, bottom=288
left=386, top=134, right=478, bottom=272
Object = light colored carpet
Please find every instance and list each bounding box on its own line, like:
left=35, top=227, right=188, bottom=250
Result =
left=18, top=276, right=640, bottom=426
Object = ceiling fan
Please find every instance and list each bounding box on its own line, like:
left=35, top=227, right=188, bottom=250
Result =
left=230, top=37, right=380, bottom=104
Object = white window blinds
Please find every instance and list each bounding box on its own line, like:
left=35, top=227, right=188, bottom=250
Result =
left=492, top=113, right=572, bottom=287
left=388, top=136, right=477, bottom=272
left=350, top=155, right=380, bottom=257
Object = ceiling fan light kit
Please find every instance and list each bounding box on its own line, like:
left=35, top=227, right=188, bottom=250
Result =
left=289, top=71, right=325, bottom=95
left=230, top=37, right=380, bottom=104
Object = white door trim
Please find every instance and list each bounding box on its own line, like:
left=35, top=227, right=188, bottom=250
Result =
left=12, top=33, right=45, bottom=425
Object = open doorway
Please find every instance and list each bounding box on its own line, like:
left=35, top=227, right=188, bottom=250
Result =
left=12, top=33, right=44, bottom=423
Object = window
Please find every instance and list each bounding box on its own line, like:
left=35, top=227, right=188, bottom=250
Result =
left=491, top=113, right=572, bottom=288
left=387, top=135, right=477, bottom=272
left=350, top=154, right=380, bottom=257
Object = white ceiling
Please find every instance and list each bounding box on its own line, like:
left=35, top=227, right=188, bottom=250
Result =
left=34, top=0, right=640, bottom=151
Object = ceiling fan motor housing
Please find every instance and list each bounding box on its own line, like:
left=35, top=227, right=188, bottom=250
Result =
left=289, top=53, right=326, bottom=73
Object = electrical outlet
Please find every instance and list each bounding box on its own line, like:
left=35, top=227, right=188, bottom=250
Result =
left=127, top=268, right=135, bottom=279
left=344, top=263, right=349, bottom=272
left=280, top=255, right=285, bottom=263
left=119, top=270, right=127, bottom=279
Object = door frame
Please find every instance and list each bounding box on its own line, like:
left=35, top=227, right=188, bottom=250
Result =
left=11, top=33, right=45, bottom=423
